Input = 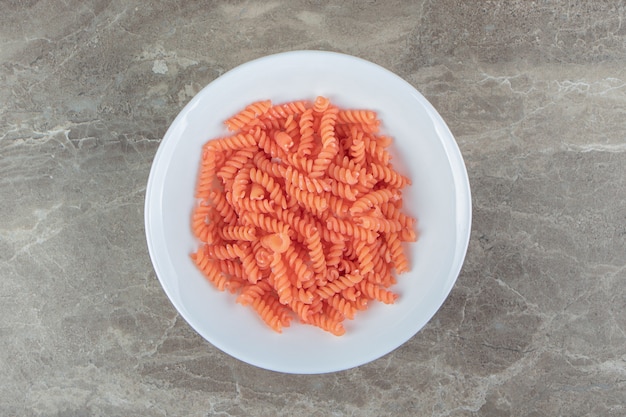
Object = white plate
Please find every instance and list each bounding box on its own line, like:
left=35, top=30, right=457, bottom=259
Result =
left=145, top=50, right=471, bottom=374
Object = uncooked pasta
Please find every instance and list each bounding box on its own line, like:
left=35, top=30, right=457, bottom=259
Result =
left=190, top=96, right=417, bottom=336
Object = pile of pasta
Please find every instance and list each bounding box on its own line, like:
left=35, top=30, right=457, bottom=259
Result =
left=190, top=96, right=417, bottom=336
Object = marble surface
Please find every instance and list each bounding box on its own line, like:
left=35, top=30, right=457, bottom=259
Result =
left=1, top=1, right=625, bottom=415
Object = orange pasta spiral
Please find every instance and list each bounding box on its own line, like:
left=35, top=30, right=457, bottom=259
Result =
left=313, top=95, right=330, bottom=113
left=357, top=281, right=398, bottom=304
left=350, top=189, right=400, bottom=214
left=191, top=248, right=228, bottom=291
left=305, top=313, right=345, bottom=336
left=219, top=225, right=257, bottom=241
left=385, top=232, right=410, bottom=273
left=190, top=96, right=417, bottom=336
left=356, top=216, right=403, bottom=233
left=315, top=273, right=363, bottom=299
left=234, top=196, right=275, bottom=214
left=284, top=244, right=315, bottom=284
left=225, top=100, right=272, bottom=131
left=196, top=149, right=220, bottom=200
left=249, top=167, right=288, bottom=209
left=325, top=217, right=377, bottom=244
left=370, top=162, right=411, bottom=188
left=208, top=190, right=238, bottom=225
left=216, top=147, right=256, bottom=182
left=337, top=109, right=377, bottom=125
left=327, top=161, right=359, bottom=185
left=249, top=294, right=287, bottom=333
left=286, top=182, right=328, bottom=216
left=242, top=211, right=290, bottom=235
left=364, top=135, right=392, bottom=165
left=297, top=108, right=316, bottom=156
left=208, top=132, right=258, bottom=151
left=283, top=166, right=326, bottom=194
left=349, top=128, right=366, bottom=166
left=327, top=294, right=358, bottom=320
left=270, top=253, right=292, bottom=305
left=267, top=100, right=308, bottom=119
left=204, top=243, right=246, bottom=260
left=310, top=108, right=339, bottom=177
left=253, top=151, right=284, bottom=178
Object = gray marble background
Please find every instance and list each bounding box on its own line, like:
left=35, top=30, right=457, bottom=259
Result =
left=1, top=1, right=625, bottom=416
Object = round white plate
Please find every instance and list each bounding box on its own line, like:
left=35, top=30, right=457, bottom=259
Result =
left=145, top=50, right=471, bottom=374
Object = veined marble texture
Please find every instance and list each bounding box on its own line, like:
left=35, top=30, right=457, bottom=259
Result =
left=1, top=1, right=625, bottom=416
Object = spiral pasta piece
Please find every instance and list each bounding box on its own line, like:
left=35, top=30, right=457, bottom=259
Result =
left=325, top=217, right=377, bottom=244
left=225, top=100, right=272, bottom=131
left=258, top=116, right=282, bottom=131
left=283, top=115, right=300, bottom=140
left=399, top=227, right=418, bottom=242
left=356, top=216, right=403, bottom=233
left=364, top=135, right=392, bottom=165
left=249, top=294, right=285, bottom=333
left=191, top=203, right=212, bottom=240
left=385, top=232, right=410, bottom=273
left=208, top=132, right=258, bottom=152
left=231, top=164, right=253, bottom=204
left=323, top=303, right=345, bottom=322
left=338, top=258, right=359, bottom=274
left=216, top=147, right=256, bottom=182
left=327, top=294, right=357, bottom=320
left=252, top=244, right=272, bottom=270
left=250, top=167, right=288, bottom=209
left=191, top=247, right=229, bottom=291
left=208, top=190, right=238, bottom=225
left=237, top=283, right=264, bottom=306
left=219, top=225, right=257, bottom=241
left=242, top=211, right=290, bottom=236
left=274, top=208, right=315, bottom=241
left=341, top=286, right=360, bottom=302
left=274, top=130, right=294, bottom=152
left=217, top=259, right=246, bottom=280
left=357, top=281, right=398, bottom=304
left=204, top=243, right=246, bottom=260
left=305, top=313, right=345, bottom=336
left=284, top=165, right=331, bottom=193
left=264, top=293, right=293, bottom=326
left=349, top=128, right=366, bottom=166
left=325, top=239, right=345, bottom=267
left=315, top=273, right=363, bottom=300
left=324, top=194, right=351, bottom=217
left=328, top=179, right=358, bottom=201
left=240, top=244, right=263, bottom=284
left=337, top=109, right=377, bottom=125
left=350, top=189, right=400, bottom=214
left=327, top=161, right=359, bottom=185
left=313, top=95, right=330, bottom=113
left=266, top=100, right=308, bottom=119
left=235, top=196, right=276, bottom=214
left=286, top=182, right=328, bottom=216
left=310, top=108, right=339, bottom=177
left=195, top=149, right=221, bottom=200
left=284, top=244, right=315, bottom=284
left=353, top=240, right=375, bottom=276
left=270, top=253, right=292, bottom=305
left=380, top=202, right=416, bottom=228
left=305, top=229, right=327, bottom=275
left=297, top=108, right=316, bottom=156
left=257, top=127, right=287, bottom=159
left=252, top=151, right=284, bottom=179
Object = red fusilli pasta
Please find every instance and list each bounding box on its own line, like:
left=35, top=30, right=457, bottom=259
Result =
left=190, top=96, right=417, bottom=336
